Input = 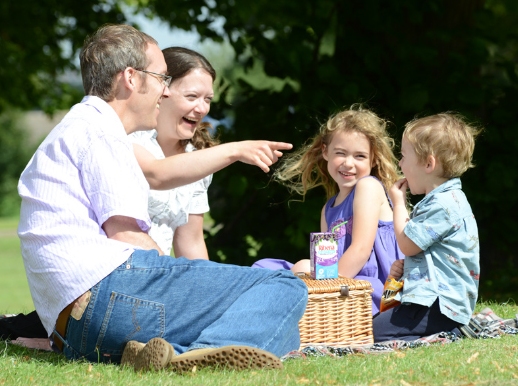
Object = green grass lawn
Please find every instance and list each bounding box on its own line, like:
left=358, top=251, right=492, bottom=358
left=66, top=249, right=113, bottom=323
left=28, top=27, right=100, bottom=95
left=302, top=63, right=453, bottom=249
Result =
left=2, top=216, right=518, bottom=385
left=0, top=216, right=33, bottom=313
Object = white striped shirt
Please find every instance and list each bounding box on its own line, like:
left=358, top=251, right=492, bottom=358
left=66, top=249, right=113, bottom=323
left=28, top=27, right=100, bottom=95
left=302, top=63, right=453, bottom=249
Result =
left=18, top=96, right=151, bottom=336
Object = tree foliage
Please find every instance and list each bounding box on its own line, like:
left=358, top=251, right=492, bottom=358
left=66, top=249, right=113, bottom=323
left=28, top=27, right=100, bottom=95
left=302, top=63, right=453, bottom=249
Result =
left=1, top=0, right=518, bottom=299
left=142, top=0, right=518, bottom=300
left=0, top=0, right=135, bottom=114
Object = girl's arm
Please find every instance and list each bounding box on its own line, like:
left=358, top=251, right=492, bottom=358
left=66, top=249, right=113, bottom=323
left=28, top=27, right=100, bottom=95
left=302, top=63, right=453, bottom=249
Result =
left=290, top=205, right=328, bottom=274
left=337, top=177, right=383, bottom=278
left=172, top=214, right=209, bottom=259
left=320, top=205, right=328, bottom=232
left=134, top=140, right=293, bottom=190
left=389, top=178, right=422, bottom=257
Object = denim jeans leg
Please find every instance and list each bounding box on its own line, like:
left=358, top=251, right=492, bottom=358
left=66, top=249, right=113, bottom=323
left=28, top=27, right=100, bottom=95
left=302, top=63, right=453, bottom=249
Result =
left=62, top=249, right=308, bottom=363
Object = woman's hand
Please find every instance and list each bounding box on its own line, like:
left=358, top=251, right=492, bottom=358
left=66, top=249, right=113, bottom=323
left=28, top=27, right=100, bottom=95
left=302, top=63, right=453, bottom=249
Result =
left=231, top=141, right=293, bottom=173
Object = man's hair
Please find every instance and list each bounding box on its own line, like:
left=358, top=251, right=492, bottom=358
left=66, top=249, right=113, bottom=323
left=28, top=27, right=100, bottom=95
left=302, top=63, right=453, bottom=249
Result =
left=80, top=24, right=157, bottom=101
left=403, top=113, right=482, bottom=178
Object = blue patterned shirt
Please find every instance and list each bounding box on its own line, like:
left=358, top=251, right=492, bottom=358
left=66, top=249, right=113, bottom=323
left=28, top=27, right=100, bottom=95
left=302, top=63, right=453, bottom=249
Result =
left=398, top=178, right=479, bottom=325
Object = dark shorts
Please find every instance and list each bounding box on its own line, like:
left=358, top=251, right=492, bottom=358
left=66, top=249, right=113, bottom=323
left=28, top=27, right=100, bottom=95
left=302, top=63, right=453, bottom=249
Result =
left=372, top=298, right=462, bottom=342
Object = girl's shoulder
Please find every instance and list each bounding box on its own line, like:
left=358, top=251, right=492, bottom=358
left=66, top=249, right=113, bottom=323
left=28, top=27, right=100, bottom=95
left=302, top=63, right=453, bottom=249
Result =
left=356, top=175, right=384, bottom=192
left=355, top=176, right=390, bottom=205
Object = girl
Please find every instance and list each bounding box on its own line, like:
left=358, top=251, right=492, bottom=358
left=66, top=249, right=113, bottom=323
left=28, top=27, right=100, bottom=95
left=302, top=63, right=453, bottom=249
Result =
left=254, top=106, right=404, bottom=314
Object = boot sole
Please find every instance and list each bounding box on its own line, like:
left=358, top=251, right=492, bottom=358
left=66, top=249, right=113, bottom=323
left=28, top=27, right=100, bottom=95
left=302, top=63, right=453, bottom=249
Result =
left=169, top=345, right=283, bottom=373
left=120, top=340, right=145, bottom=368
left=134, top=337, right=175, bottom=372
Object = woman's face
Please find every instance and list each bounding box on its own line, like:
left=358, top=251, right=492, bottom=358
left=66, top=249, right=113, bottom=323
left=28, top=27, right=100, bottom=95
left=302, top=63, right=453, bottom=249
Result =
left=156, top=68, right=214, bottom=141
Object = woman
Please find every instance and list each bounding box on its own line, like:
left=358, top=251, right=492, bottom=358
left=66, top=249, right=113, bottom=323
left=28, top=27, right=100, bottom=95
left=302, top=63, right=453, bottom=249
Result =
left=130, top=47, right=218, bottom=258
left=132, top=46, right=293, bottom=258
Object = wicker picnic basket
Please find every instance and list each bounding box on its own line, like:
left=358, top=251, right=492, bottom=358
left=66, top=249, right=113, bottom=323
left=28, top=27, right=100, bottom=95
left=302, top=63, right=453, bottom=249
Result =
left=298, top=274, right=374, bottom=348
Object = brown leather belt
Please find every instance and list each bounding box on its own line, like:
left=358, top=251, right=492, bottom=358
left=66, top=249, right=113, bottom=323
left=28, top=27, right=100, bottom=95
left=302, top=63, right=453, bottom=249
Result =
left=52, top=301, right=75, bottom=352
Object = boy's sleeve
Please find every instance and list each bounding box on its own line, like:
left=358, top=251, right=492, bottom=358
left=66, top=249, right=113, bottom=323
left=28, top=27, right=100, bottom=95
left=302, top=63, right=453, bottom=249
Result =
left=404, top=200, right=453, bottom=252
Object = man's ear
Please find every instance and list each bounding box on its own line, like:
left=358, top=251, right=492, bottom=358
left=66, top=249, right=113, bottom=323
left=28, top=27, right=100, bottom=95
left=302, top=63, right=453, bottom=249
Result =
left=121, top=67, right=136, bottom=90
left=425, top=155, right=437, bottom=174
left=322, top=144, right=328, bottom=161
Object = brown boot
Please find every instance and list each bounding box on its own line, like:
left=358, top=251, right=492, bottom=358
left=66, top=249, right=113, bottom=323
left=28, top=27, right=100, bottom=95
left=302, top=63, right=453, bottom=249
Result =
left=122, top=337, right=175, bottom=372
left=120, top=340, right=145, bottom=368
left=168, top=345, right=283, bottom=373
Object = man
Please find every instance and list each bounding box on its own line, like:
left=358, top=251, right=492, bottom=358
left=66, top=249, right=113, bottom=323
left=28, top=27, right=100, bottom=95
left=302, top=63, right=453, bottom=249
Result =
left=18, top=24, right=308, bottom=372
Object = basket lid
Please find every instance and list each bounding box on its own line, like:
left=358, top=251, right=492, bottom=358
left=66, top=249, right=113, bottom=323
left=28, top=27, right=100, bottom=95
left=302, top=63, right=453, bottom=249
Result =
left=296, top=273, right=373, bottom=295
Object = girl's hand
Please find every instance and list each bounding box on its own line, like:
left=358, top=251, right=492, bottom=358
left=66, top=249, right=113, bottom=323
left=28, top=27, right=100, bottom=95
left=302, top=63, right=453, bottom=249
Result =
left=389, top=178, right=408, bottom=207
left=389, top=259, right=405, bottom=280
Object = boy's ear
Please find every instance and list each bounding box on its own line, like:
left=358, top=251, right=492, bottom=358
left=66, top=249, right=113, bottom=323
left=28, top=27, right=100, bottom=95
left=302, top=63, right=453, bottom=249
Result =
left=322, top=144, right=328, bottom=161
left=425, top=155, right=436, bottom=174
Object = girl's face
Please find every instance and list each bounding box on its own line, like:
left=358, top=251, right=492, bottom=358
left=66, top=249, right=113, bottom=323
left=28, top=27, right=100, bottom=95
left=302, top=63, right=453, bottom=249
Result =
left=323, top=130, right=373, bottom=198
left=156, top=68, right=214, bottom=142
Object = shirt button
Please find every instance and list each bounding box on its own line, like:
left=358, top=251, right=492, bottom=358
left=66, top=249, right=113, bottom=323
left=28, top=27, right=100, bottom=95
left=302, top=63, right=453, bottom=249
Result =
left=126, top=264, right=130, bottom=269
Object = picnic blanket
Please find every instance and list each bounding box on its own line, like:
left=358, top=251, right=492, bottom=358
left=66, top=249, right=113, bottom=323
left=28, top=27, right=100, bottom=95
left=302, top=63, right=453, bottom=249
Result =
left=2, top=307, right=517, bottom=356
left=281, top=307, right=518, bottom=361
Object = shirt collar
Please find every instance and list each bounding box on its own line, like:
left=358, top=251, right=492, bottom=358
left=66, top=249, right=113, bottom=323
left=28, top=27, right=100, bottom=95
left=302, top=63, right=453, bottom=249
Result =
left=427, top=178, right=462, bottom=196
left=80, top=95, right=127, bottom=139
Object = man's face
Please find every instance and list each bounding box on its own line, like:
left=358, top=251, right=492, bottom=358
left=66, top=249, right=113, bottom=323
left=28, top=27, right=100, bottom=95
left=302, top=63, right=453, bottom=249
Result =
left=133, top=43, right=171, bottom=131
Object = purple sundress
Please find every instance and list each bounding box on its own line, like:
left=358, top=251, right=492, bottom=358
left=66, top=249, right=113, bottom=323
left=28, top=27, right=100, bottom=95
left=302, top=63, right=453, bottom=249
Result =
left=253, top=176, right=403, bottom=314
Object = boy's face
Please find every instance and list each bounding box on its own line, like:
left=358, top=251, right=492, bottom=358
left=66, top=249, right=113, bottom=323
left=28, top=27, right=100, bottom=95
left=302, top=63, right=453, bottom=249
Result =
left=399, top=137, right=428, bottom=195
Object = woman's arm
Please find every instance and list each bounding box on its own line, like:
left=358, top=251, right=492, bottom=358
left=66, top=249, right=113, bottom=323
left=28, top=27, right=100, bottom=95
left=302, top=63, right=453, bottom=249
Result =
left=172, top=214, right=209, bottom=259
left=135, top=140, right=293, bottom=190
left=337, top=178, right=383, bottom=278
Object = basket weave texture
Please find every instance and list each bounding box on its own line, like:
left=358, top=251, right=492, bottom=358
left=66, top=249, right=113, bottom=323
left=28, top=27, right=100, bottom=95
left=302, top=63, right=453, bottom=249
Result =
left=298, top=274, right=374, bottom=348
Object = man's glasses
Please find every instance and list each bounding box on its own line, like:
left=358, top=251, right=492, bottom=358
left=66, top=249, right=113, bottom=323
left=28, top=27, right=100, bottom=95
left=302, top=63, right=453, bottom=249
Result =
left=136, top=69, right=172, bottom=88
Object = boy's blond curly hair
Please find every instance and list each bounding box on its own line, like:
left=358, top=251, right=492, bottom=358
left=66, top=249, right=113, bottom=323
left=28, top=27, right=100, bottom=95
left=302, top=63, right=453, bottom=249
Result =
left=274, top=105, right=400, bottom=200
left=403, top=113, right=481, bottom=178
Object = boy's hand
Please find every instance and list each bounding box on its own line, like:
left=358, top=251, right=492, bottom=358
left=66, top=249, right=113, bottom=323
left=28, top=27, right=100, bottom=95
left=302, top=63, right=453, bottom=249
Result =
left=388, top=259, right=405, bottom=280
left=389, top=178, right=408, bottom=207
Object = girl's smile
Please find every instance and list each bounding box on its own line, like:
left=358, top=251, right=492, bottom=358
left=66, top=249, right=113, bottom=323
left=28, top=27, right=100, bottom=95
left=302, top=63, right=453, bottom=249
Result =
left=323, top=130, right=372, bottom=200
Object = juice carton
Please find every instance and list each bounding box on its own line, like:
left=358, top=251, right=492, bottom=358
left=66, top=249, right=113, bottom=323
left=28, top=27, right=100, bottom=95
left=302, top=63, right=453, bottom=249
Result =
left=310, top=232, right=338, bottom=279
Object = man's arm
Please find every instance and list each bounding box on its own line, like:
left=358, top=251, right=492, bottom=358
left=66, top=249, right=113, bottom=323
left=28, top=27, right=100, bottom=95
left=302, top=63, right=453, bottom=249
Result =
left=102, top=215, right=164, bottom=255
left=134, top=140, right=293, bottom=190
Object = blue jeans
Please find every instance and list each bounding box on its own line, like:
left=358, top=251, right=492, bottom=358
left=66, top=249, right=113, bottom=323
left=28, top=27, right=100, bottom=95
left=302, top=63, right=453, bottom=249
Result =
left=62, top=249, right=308, bottom=363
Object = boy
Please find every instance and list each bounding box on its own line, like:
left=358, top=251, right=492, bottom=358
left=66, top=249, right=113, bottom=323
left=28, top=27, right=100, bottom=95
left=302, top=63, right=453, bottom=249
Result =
left=373, top=113, right=480, bottom=341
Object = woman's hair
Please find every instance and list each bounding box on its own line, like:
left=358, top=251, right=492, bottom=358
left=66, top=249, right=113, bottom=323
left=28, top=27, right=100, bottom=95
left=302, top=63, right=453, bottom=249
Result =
left=162, top=47, right=219, bottom=150
left=80, top=24, right=157, bottom=101
left=403, top=113, right=481, bottom=178
left=274, top=105, right=400, bottom=200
